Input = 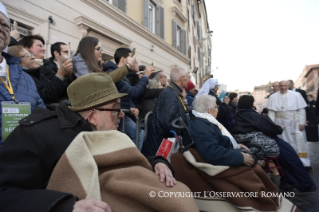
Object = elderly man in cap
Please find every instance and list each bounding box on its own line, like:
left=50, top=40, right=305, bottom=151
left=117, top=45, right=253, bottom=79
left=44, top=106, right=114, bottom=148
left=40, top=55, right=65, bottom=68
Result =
left=0, top=73, right=175, bottom=212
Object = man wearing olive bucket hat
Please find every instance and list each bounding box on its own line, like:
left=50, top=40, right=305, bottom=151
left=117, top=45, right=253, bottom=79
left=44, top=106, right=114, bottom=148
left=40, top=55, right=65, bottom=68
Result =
left=0, top=73, right=185, bottom=212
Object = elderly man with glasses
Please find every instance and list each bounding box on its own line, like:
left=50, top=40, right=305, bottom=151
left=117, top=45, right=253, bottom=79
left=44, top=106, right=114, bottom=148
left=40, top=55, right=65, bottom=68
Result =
left=0, top=73, right=177, bottom=212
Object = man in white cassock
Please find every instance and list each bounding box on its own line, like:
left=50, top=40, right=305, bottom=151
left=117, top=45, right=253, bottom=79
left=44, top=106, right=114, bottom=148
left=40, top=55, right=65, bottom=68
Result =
left=265, top=81, right=311, bottom=168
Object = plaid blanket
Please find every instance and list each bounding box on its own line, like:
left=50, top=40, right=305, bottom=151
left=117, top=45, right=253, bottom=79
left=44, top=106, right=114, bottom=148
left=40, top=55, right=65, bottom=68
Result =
left=47, top=131, right=199, bottom=212
left=171, top=148, right=300, bottom=212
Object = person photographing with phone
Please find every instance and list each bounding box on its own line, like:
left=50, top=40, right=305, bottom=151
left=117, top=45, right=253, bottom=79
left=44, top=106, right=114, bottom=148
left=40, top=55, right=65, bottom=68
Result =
left=103, top=48, right=155, bottom=150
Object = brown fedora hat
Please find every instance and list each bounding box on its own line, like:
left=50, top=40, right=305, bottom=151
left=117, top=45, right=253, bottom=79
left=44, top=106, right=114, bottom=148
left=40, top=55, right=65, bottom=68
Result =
left=67, top=73, right=127, bottom=111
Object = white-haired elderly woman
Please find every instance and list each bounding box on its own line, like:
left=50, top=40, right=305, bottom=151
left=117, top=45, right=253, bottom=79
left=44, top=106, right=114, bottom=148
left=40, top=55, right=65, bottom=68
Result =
left=188, top=94, right=254, bottom=167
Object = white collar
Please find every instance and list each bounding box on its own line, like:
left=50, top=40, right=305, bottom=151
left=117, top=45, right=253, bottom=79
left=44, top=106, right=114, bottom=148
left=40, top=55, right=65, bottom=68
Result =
left=0, top=56, right=8, bottom=84
left=53, top=60, right=60, bottom=69
left=0, top=56, right=7, bottom=72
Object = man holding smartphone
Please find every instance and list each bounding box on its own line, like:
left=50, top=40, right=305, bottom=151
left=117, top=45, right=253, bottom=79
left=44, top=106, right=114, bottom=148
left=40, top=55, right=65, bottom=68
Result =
left=42, top=42, right=73, bottom=81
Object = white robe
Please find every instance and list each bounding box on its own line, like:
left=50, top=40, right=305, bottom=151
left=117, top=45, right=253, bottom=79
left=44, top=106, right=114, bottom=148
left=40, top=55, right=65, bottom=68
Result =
left=267, top=90, right=310, bottom=167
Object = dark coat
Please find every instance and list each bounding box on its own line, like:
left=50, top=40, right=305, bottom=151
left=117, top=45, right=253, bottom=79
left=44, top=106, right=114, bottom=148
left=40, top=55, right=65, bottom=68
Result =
left=142, top=82, right=190, bottom=156
left=0, top=105, right=90, bottom=212
left=228, top=102, right=237, bottom=118
left=138, top=88, right=163, bottom=119
left=23, top=67, right=68, bottom=104
left=295, top=88, right=308, bottom=104
left=127, top=70, right=140, bottom=86
left=0, top=104, right=174, bottom=211
left=185, top=90, right=194, bottom=107
left=230, top=108, right=317, bottom=193
left=41, top=57, right=58, bottom=80
left=103, top=61, right=148, bottom=109
left=208, top=90, right=232, bottom=128
left=188, top=117, right=243, bottom=166
left=307, top=100, right=318, bottom=125
left=230, top=108, right=283, bottom=138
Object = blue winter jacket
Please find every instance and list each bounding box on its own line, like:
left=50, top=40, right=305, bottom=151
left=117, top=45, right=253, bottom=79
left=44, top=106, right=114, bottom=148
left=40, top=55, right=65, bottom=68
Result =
left=188, top=117, right=243, bottom=166
left=186, top=90, right=194, bottom=107
left=0, top=52, right=45, bottom=144
left=103, top=61, right=148, bottom=109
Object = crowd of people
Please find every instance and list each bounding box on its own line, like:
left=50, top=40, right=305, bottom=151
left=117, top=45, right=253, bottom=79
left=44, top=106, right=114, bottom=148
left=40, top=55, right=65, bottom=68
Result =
left=0, top=3, right=316, bottom=211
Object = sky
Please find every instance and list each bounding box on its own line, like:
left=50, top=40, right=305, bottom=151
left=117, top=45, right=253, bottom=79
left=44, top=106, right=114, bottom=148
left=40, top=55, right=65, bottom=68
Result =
left=205, top=0, right=319, bottom=91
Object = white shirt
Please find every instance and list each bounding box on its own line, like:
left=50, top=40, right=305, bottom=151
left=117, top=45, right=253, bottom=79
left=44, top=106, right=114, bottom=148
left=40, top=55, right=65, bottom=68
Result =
left=0, top=56, right=8, bottom=85
left=54, top=60, right=60, bottom=69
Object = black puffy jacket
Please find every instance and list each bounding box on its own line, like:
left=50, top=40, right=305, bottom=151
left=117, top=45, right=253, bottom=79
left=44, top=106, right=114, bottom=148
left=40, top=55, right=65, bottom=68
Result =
left=142, top=82, right=190, bottom=156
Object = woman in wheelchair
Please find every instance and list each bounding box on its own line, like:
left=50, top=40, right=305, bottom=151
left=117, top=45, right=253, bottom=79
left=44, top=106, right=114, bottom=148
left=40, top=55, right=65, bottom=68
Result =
left=230, top=95, right=316, bottom=193
left=188, top=95, right=255, bottom=167
left=171, top=94, right=300, bottom=212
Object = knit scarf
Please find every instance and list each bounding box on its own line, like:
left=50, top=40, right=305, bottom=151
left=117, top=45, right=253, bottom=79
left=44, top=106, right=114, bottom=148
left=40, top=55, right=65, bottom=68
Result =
left=192, top=110, right=239, bottom=149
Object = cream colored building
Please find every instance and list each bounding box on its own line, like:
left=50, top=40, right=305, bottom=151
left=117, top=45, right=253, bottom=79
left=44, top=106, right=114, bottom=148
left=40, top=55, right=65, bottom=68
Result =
left=187, top=0, right=212, bottom=87
left=4, top=0, right=191, bottom=78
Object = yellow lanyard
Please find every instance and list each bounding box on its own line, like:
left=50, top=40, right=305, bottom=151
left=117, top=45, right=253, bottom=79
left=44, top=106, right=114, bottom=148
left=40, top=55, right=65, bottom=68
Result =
left=0, top=65, right=16, bottom=102
left=168, top=85, right=187, bottom=111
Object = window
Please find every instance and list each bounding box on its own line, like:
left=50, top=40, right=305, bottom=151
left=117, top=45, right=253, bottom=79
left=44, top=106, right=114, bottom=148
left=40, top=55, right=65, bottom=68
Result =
left=176, top=26, right=181, bottom=50
left=108, top=0, right=126, bottom=13
left=144, top=0, right=164, bottom=39
left=172, top=20, right=186, bottom=54
left=149, top=2, right=156, bottom=33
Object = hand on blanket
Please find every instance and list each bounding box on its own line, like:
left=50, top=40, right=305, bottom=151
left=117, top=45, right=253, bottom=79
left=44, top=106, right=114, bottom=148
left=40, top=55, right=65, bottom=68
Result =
left=242, top=153, right=255, bottom=167
left=73, top=199, right=112, bottom=212
left=238, top=144, right=250, bottom=151
left=154, top=163, right=176, bottom=187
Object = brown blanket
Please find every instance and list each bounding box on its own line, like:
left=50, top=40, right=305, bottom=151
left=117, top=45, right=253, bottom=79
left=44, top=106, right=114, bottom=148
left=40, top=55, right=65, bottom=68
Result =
left=171, top=148, right=300, bottom=212
left=47, top=131, right=199, bottom=212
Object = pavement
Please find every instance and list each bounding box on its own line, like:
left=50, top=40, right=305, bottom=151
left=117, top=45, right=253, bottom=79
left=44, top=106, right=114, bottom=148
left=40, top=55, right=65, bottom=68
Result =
left=271, top=141, right=319, bottom=212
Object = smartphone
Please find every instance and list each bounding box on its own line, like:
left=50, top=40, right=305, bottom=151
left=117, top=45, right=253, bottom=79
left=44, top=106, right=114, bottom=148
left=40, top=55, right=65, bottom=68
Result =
left=131, top=48, right=136, bottom=57
left=151, top=61, right=154, bottom=66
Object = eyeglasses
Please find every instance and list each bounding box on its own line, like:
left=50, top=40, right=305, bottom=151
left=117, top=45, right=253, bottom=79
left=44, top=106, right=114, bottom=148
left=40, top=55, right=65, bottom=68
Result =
left=95, top=47, right=103, bottom=52
left=19, top=52, right=35, bottom=59
left=93, top=108, right=122, bottom=116
left=213, top=105, right=219, bottom=109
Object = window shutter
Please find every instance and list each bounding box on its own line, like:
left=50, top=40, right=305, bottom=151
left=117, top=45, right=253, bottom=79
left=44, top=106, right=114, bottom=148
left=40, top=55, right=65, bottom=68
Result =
left=172, top=20, right=177, bottom=48
left=199, top=24, right=202, bottom=41
left=112, top=0, right=118, bottom=7
left=156, top=6, right=164, bottom=39
left=192, top=4, right=195, bottom=23
left=181, top=29, right=186, bottom=55
left=117, top=0, right=126, bottom=13
left=144, top=0, right=149, bottom=28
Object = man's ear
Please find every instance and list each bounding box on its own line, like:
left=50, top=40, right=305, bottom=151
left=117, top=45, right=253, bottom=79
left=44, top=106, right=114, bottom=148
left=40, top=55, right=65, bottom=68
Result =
left=87, top=111, right=98, bottom=127
left=120, top=56, right=126, bottom=64
left=53, top=51, right=59, bottom=59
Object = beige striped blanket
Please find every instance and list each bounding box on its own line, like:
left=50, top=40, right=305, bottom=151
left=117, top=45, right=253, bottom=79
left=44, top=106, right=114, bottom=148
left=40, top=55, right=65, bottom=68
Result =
left=47, top=131, right=199, bottom=212
left=171, top=148, right=301, bottom=212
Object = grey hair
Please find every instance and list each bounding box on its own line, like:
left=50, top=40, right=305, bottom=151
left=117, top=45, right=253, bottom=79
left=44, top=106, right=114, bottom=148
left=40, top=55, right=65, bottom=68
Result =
left=154, top=71, right=163, bottom=81
left=170, top=66, right=188, bottom=83
left=193, top=94, right=216, bottom=113
left=147, top=79, right=161, bottom=89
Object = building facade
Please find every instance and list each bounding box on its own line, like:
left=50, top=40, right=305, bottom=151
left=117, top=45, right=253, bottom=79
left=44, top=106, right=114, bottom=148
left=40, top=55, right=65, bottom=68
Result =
left=252, top=83, right=271, bottom=112
left=4, top=0, right=197, bottom=79
left=295, top=64, right=319, bottom=100
left=187, top=0, right=212, bottom=87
